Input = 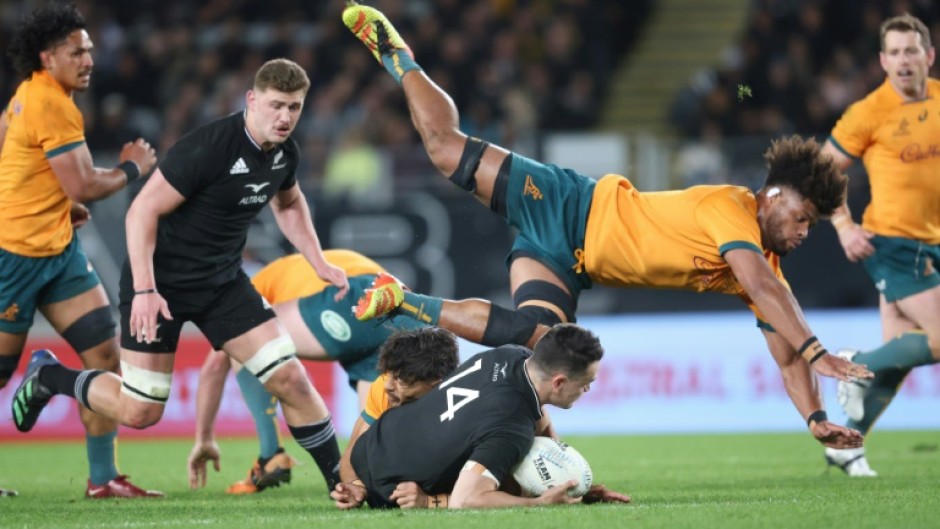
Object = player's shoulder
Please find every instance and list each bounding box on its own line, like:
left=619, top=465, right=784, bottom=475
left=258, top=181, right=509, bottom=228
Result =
left=166, top=112, right=242, bottom=165
left=18, top=73, right=77, bottom=115
left=847, top=80, right=897, bottom=117
left=181, top=112, right=242, bottom=145
left=484, top=344, right=532, bottom=362
left=689, top=184, right=754, bottom=207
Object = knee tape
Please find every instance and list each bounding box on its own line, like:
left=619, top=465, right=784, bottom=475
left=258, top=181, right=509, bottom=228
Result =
left=62, top=306, right=116, bottom=353
left=0, top=354, right=21, bottom=382
left=481, top=304, right=562, bottom=347
left=448, top=136, right=489, bottom=192
left=120, top=361, right=172, bottom=404
left=243, top=335, right=296, bottom=384
left=513, top=280, right=576, bottom=322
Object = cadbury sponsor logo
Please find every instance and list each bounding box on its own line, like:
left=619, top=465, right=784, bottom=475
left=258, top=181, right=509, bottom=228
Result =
left=900, top=143, right=940, bottom=163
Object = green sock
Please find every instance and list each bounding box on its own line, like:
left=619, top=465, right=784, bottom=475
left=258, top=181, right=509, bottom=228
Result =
left=235, top=368, right=281, bottom=459
left=853, top=332, right=935, bottom=371
left=396, top=291, right=443, bottom=325
left=86, top=431, right=119, bottom=486
left=381, top=49, right=421, bottom=85
left=846, top=368, right=909, bottom=434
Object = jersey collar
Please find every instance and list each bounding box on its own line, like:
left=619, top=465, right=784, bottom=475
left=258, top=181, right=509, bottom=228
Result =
left=241, top=111, right=263, bottom=151
left=33, top=70, right=70, bottom=97
left=521, top=358, right=544, bottom=418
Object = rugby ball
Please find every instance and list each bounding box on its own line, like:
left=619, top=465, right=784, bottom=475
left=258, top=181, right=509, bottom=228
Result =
left=511, top=437, right=593, bottom=497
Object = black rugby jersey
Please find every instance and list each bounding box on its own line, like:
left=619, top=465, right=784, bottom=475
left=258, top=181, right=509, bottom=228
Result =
left=351, top=345, right=541, bottom=508
left=148, top=111, right=299, bottom=288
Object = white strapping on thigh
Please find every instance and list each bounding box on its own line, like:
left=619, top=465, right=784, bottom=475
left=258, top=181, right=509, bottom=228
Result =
left=242, top=335, right=296, bottom=383
left=120, top=360, right=173, bottom=403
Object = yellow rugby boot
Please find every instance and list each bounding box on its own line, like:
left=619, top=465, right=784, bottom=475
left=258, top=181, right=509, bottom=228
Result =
left=353, top=283, right=405, bottom=321
left=342, top=1, right=420, bottom=83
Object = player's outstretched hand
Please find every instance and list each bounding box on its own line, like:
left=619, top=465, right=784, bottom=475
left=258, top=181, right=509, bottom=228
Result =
left=582, top=484, right=631, bottom=504
left=536, top=480, right=582, bottom=506
left=811, top=421, right=864, bottom=449
left=316, top=261, right=349, bottom=301
left=120, top=138, right=157, bottom=176
left=187, top=440, right=221, bottom=490
left=332, top=482, right=367, bottom=509
left=835, top=222, right=875, bottom=263
left=812, top=353, right=873, bottom=382
left=390, top=481, right=429, bottom=509
left=70, top=203, right=90, bottom=229
left=129, top=291, right=173, bottom=344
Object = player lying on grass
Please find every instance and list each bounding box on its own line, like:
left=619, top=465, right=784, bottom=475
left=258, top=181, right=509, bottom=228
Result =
left=185, top=250, right=431, bottom=493
left=342, top=1, right=872, bottom=449
left=331, top=325, right=630, bottom=509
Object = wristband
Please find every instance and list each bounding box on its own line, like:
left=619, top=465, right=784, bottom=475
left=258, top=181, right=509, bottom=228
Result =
left=808, top=349, right=827, bottom=364
left=118, top=160, right=141, bottom=182
left=806, top=410, right=828, bottom=427
left=798, top=336, right=827, bottom=364
left=134, top=288, right=157, bottom=295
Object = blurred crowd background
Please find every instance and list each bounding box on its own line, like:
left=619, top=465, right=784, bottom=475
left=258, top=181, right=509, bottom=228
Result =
left=0, top=0, right=936, bottom=314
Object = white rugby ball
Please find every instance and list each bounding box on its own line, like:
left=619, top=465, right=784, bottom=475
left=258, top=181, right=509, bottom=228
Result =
left=511, top=437, right=593, bottom=497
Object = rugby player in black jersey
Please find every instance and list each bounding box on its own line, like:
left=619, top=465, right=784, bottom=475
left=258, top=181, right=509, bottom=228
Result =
left=13, top=58, right=348, bottom=492
left=333, top=324, right=628, bottom=509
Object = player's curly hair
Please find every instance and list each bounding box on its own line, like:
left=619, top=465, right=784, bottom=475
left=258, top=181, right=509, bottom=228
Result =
left=531, top=323, right=603, bottom=379
left=378, top=327, right=460, bottom=384
left=763, top=135, right=846, bottom=216
left=6, top=2, right=86, bottom=78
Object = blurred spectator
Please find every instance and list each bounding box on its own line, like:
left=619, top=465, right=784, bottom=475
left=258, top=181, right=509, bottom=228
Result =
left=670, top=0, right=939, bottom=143
left=0, top=0, right=651, bottom=199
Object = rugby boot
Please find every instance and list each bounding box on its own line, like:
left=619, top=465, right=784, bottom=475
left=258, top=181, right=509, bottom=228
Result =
left=824, top=447, right=878, bottom=477
left=354, top=282, right=404, bottom=322
left=835, top=349, right=869, bottom=421
left=342, top=1, right=413, bottom=63
left=10, top=349, right=58, bottom=432
left=226, top=449, right=297, bottom=495
left=86, top=475, right=165, bottom=498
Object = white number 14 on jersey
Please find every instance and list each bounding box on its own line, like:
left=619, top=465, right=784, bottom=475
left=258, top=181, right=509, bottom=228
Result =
left=439, top=358, right=482, bottom=422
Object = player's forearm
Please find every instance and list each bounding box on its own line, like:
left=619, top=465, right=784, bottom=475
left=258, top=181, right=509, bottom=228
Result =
left=777, top=352, right=824, bottom=421
left=125, top=201, right=160, bottom=290
left=195, top=353, right=229, bottom=443
left=339, top=421, right=367, bottom=483
left=338, top=442, right=358, bottom=483
left=749, top=279, right=815, bottom=355
left=451, top=489, right=538, bottom=509
left=79, top=166, right=132, bottom=201
left=271, top=198, right=327, bottom=266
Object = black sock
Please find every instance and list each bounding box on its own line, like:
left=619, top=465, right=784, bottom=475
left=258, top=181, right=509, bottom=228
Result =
left=38, top=363, right=80, bottom=396
left=38, top=364, right=103, bottom=409
left=288, top=417, right=341, bottom=491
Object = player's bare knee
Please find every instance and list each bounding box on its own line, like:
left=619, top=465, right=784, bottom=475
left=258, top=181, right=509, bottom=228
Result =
left=264, top=361, right=313, bottom=402
left=79, top=346, right=120, bottom=373
left=425, top=129, right=464, bottom=173
left=122, top=402, right=165, bottom=430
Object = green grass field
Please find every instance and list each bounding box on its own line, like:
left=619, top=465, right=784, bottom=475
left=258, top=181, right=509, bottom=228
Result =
left=2, top=431, right=938, bottom=529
